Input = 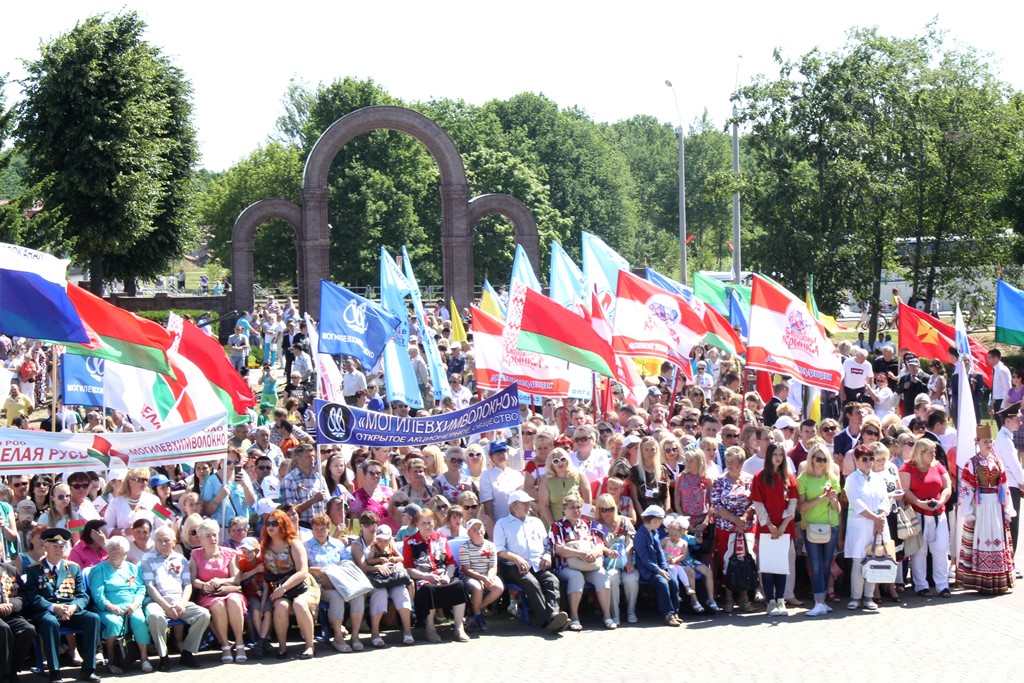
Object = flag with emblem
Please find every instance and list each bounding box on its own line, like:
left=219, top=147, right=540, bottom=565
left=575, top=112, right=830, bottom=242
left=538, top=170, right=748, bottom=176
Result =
left=896, top=303, right=992, bottom=387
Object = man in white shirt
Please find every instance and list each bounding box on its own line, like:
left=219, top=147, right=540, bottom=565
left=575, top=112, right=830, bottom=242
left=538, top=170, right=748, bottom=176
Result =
left=988, top=349, right=1012, bottom=428
left=342, top=358, right=367, bottom=406
left=448, top=373, right=472, bottom=410
left=841, top=348, right=873, bottom=406
left=994, top=404, right=1023, bottom=556
left=492, top=490, right=569, bottom=632
left=479, top=441, right=525, bottom=526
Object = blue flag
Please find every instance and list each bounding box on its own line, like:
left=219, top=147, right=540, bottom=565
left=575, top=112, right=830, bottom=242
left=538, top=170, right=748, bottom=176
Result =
left=318, top=280, right=401, bottom=366
left=645, top=267, right=695, bottom=300
left=379, top=248, right=424, bottom=409
left=729, top=288, right=749, bottom=338
left=510, top=244, right=542, bottom=293
left=61, top=354, right=105, bottom=408
left=402, top=245, right=451, bottom=402
left=995, top=280, right=1024, bottom=347
left=549, top=241, right=588, bottom=312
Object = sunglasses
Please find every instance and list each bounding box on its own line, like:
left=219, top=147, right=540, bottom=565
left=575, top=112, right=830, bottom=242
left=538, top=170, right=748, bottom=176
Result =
left=862, top=430, right=880, bottom=437
left=34, top=481, right=51, bottom=488
left=366, top=471, right=383, bottom=478
left=463, top=504, right=479, bottom=511
left=467, top=453, right=483, bottom=459
left=257, top=466, right=272, bottom=471
left=521, top=431, right=536, bottom=436
left=189, top=529, right=199, bottom=536
left=434, top=505, right=450, bottom=512
left=722, top=433, right=739, bottom=439
left=822, top=426, right=838, bottom=433
left=812, top=456, right=828, bottom=463
left=448, top=458, right=465, bottom=465
left=598, top=428, right=612, bottom=435
left=54, top=494, right=70, bottom=500
left=574, top=436, right=592, bottom=442
left=130, top=477, right=148, bottom=483
left=550, top=457, right=568, bottom=465
left=266, top=520, right=280, bottom=528
left=598, top=506, right=615, bottom=513
left=858, top=456, right=875, bottom=462
left=664, top=447, right=680, bottom=453
left=683, top=424, right=698, bottom=431
left=11, top=482, right=28, bottom=488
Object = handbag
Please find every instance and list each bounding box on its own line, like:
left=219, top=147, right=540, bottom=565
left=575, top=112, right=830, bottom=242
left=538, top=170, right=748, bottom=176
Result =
left=604, top=536, right=627, bottom=571
left=806, top=523, right=832, bottom=544
left=325, top=560, right=374, bottom=601
left=565, top=540, right=601, bottom=572
left=725, top=533, right=758, bottom=592
left=896, top=507, right=920, bottom=540
left=267, top=572, right=308, bottom=600
left=861, top=534, right=898, bottom=583
left=368, top=563, right=412, bottom=589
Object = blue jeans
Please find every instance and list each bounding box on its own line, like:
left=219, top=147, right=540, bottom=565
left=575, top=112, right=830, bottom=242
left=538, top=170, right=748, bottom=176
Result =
left=760, top=572, right=786, bottom=601
left=644, top=574, right=680, bottom=617
left=804, top=527, right=839, bottom=600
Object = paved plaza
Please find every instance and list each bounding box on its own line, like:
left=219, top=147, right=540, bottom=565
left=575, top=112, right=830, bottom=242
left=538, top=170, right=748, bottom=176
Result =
left=107, top=581, right=1022, bottom=683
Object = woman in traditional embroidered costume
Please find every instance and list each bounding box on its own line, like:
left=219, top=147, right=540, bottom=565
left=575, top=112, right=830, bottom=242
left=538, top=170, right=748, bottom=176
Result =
left=957, top=424, right=1015, bottom=594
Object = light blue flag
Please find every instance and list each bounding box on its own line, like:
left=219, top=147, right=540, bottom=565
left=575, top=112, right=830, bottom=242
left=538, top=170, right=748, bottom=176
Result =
left=645, top=267, right=695, bottom=300
left=402, top=245, right=452, bottom=402
left=510, top=244, right=542, bottom=293
left=379, top=248, right=424, bottom=409
left=582, top=231, right=629, bottom=317
left=60, top=354, right=105, bottom=408
left=318, top=280, right=402, bottom=366
left=729, top=288, right=749, bottom=338
left=995, top=280, right=1024, bottom=347
left=549, top=241, right=588, bottom=313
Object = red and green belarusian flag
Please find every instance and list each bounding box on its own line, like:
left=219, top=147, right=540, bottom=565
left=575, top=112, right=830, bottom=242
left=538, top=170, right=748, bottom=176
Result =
left=172, top=315, right=256, bottom=420
left=64, top=283, right=173, bottom=375
left=67, top=518, right=86, bottom=533
left=152, top=503, right=173, bottom=521
left=504, top=281, right=616, bottom=377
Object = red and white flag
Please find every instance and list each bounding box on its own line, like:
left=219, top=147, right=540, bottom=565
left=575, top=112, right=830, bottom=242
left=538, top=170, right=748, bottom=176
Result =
left=746, top=275, right=842, bottom=392
left=611, top=271, right=706, bottom=375
left=585, top=290, right=645, bottom=406
left=305, top=314, right=344, bottom=404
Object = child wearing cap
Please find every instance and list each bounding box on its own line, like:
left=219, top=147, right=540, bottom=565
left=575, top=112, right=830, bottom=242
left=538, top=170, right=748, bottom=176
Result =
left=395, top=502, right=419, bottom=542
left=458, top=518, right=503, bottom=631
left=237, top=537, right=272, bottom=655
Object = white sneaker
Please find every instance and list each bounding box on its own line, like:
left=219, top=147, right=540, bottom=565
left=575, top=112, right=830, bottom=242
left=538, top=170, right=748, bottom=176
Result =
left=824, top=603, right=834, bottom=613
left=777, top=602, right=790, bottom=617
left=805, top=603, right=828, bottom=617
left=626, top=613, right=638, bottom=624
left=766, top=599, right=780, bottom=617
left=863, top=600, right=879, bottom=611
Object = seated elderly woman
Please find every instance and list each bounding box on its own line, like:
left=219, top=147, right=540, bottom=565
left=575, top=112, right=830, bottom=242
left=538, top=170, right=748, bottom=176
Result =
left=262, top=508, right=319, bottom=659
left=89, top=536, right=152, bottom=673
left=547, top=493, right=617, bottom=631
left=188, top=519, right=247, bottom=663
left=402, top=509, right=469, bottom=643
left=305, top=512, right=364, bottom=652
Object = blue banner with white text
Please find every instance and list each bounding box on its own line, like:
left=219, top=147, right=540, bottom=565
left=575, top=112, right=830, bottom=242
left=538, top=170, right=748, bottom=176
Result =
left=315, top=383, right=522, bottom=446
left=61, top=353, right=105, bottom=408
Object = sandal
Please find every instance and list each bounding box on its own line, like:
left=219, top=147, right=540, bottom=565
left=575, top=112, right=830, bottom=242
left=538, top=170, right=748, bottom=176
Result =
left=221, top=646, right=234, bottom=664
left=690, top=596, right=705, bottom=613
left=567, top=619, right=583, bottom=632
left=402, top=634, right=415, bottom=646
left=826, top=592, right=841, bottom=603
left=603, top=618, right=617, bottom=630
left=917, top=589, right=935, bottom=598
left=234, top=644, right=247, bottom=663
left=371, top=636, right=387, bottom=648
left=350, top=638, right=364, bottom=651
left=664, top=614, right=681, bottom=627
left=938, top=589, right=952, bottom=598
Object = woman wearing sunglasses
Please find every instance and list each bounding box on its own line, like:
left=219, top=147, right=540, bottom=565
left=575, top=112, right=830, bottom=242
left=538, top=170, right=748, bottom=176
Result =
left=842, top=444, right=891, bottom=611
left=39, top=482, right=80, bottom=545
left=103, top=467, right=161, bottom=538
left=432, top=446, right=478, bottom=504
left=797, top=442, right=841, bottom=616
left=28, top=475, right=52, bottom=519
left=537, top=448, right=591, bottom=529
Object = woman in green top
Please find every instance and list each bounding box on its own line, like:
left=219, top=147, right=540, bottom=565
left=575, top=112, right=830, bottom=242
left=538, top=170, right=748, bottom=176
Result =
left=797, top=442, right=841, bottom=616
left=537, top=448, right=591, bottom=529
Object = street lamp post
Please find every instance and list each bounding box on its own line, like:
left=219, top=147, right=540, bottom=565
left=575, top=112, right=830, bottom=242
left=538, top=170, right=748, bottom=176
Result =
left=731, top=103, right=741, bottom=285
left=665, top=80, right=688, bottom=285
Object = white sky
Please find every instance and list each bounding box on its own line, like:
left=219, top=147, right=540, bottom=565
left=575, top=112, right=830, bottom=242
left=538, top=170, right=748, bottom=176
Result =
left=2, top=1, right=1022, bottom=172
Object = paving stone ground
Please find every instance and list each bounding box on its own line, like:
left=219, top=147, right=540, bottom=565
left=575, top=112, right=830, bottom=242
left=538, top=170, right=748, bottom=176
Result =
left=77, top=578, right=1021, bottom=683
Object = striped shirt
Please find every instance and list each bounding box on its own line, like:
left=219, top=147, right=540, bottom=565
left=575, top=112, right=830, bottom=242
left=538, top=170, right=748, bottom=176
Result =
left=458, top=539, right=497, bottom=576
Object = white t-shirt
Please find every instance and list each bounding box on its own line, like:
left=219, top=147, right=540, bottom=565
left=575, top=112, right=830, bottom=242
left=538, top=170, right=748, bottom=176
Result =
left=570, top=449, right=610, bottom=485
left=871, top=387, right=899, bottom=418
left=842, top=357, right=873, bottom=389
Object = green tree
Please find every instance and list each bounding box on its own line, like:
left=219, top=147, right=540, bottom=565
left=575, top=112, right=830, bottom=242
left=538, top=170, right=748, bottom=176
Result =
left=16, top=12, right=198, bottom=293
left=198, top=142, right=303, bottom=288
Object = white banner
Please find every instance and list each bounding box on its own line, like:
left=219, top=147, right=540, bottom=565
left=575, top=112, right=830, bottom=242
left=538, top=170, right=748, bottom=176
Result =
left=0, top=414, right=228, bottom=476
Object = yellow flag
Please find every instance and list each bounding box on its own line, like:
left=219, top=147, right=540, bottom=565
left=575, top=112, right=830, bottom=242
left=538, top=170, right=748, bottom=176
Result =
left=480, top=279, right=506, bottom=319
left=450, top=299, right=468, bottom=343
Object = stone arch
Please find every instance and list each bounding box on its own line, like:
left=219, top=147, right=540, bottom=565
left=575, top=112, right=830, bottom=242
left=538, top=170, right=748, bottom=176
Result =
left=467, top=193, right=541, bottom=269
left=230, top=198, right=303, bottom=314
left=299, top=105, right=471, bottom=314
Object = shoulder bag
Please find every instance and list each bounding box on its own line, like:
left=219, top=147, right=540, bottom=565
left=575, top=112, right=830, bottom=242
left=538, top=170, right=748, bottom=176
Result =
left=565, top=540, right=601, bottom=572
left=726, top=533, right=758, bottom=592
left=895, top=506, right=920, bottom=540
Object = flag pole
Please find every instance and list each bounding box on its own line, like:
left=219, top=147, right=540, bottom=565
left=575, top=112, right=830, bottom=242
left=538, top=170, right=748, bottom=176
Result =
left=51, top=349, right=58, bottom=432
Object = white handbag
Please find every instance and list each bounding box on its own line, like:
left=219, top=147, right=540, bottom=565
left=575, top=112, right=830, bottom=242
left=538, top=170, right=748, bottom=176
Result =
left=860, top=534, right=897, bottom=583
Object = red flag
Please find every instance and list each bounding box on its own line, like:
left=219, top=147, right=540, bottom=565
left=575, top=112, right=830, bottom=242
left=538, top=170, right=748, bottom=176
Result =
left=897, top=303, right=992, bottom=387
left=177, top=320, right=257, bottom=415
left=684, top=234, right=696, bottom=245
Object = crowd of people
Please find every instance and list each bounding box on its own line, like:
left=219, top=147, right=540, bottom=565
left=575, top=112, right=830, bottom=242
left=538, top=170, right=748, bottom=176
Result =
left=0, top=295, right=1021, bottom=683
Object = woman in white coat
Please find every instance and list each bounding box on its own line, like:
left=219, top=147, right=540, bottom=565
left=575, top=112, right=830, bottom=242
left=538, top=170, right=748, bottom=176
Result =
left=843, top=444, right=891, bottom=611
